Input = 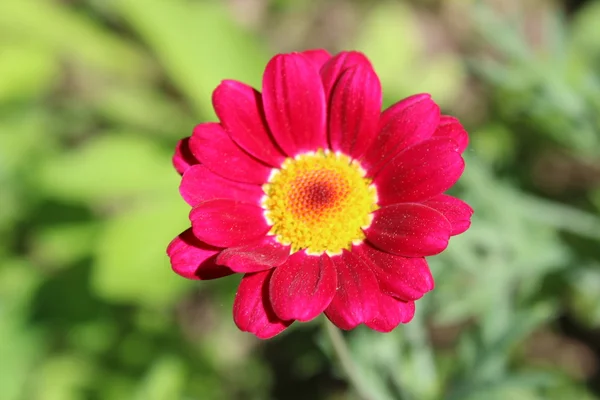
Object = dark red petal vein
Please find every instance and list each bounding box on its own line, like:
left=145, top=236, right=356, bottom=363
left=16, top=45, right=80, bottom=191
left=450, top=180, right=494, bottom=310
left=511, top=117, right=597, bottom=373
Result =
left=269, top=252, right=337, bottom=322
left=213, top=80, right=285, bottom=167
left=167, top=228, right=233, bottom=280
left=375, top=137, right=465, bottom=205
left=362, top=94, right=440, bottom=177
left=328, top=63, right=382, bottom=159
left=262, top=53, right=327, bottom=155
left=217, top=236, right=291, bottom=273
left=180, top=164, right=263, bottom=207
left=189, top=122, right=271, bottom=185
left=364, top=203, right=452, bottom=257
left=324, top=250, right=379, bottom=330
left=423, top=194, right=473, bottom=236
left=234, top=270, right=292, bottom=339
left=190, top=199, right=270, bottom=248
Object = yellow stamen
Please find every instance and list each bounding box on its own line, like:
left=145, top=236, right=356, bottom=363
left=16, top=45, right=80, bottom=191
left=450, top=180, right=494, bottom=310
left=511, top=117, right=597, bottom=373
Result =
left=262, top=150, right=377, bottom=255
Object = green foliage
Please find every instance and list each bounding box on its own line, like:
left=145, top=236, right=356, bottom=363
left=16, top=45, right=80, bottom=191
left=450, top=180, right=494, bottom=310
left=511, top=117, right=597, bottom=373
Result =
left=1, top=0, right=599, bottom=399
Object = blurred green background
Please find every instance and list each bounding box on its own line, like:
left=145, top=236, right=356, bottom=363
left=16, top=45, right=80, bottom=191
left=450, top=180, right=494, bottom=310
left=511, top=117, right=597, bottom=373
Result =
left=2, top=0, right=600, bottom=399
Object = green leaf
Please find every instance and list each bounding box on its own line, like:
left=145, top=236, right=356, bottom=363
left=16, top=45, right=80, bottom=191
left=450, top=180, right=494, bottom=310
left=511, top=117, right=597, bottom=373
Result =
left=36, top=133, right=176, bottom=204
left=31, top=354, right=95, bottom=400
left=91, top=197, right=191, bottom=306
left=570, top=1, right=600, bottom=60
left=568, top=266, right=600, bottom=328
left=0, top=45, right=58, bottom=102
left=31, top=223, right=99, bottom=269
left=354, top=2, right=465, bottom=107
left=112, top=0, right=268, bottom=117
left=92, top=85, right=196, bottom=138
left=0, top=260, right=44, bottom=400
left=0, top=0, right=152, bottom=81
left=134, top=356, right=186, bottom=400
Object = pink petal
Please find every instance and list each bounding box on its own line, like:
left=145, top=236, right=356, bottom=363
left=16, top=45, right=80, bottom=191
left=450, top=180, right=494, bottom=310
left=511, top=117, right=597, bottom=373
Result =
left=269, top=252, right=336, bottom=322
left=433, top=116, right=469, bottom=154
left=217, top=236, right=291, bottom=273
left=364, top=203, right=452, bottom=257
left=361, top=94, right=440, bottom=177
left=166, top=228, right=233, bottom=280
left=172, top=138, right=199, bottom=175
left=375, top=138, right=465, bottom=205
left=301, top=49, right=332, bottom=69
left=190, top=199, right=270, bottom=248
left=189, top=123, right=271, bottom=185
left=262, top=53, right=327, bottom=155
left=179, top=165, right=263, bottom=207
left=320, top=51, right=372, bottom=102
left=233, top=270, right=292, bottom=339
left=324, top=250, right=379, bottom=330
left=366, top=294, right=416, bottom=332
left=354, top=243, right=434, bottom=301
left=328, top=63, right=382, bottom=159
left=212, top=80, right=285, bottom=167
left=423, top=194, right=473, bottom=236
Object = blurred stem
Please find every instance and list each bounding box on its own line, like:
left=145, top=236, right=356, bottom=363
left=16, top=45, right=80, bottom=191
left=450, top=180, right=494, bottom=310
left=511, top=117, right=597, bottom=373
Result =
left=323, top=318, right=372, bottom=400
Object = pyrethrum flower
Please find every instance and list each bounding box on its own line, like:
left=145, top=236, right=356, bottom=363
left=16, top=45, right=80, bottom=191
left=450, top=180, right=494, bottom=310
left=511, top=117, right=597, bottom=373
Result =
left=167, top=50, right=472, bottom=339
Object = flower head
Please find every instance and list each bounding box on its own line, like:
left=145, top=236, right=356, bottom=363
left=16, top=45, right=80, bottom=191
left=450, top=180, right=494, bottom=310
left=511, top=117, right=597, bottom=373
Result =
left=168, top=49, right=472, bottom=339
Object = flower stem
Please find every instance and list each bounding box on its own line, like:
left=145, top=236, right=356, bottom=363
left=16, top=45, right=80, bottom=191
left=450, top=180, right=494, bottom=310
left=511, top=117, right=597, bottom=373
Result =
left=323, top=318, right=372, bottom=400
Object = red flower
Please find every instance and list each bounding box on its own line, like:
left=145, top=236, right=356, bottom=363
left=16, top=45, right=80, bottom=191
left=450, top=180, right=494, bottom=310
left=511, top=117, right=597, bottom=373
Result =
left=168, top=50, right=472, bottom=339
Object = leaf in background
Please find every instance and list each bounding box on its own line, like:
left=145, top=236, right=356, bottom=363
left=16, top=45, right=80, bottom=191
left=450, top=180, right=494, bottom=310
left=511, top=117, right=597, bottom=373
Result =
left=568, top=266, right=600, bottom=328
left=0, top=0, right=153, bottom=82
left=91, top=197, right=191, bottom=307
left=0, top=260, right=44, bottom=400
left=0, top=111, right=52, bottom=233
left=134, top=356, right=185, bottom=400
left=570, top=1, right=600, bottom=62
left=0, top=45, right=59, bottom=102
left=0, top=319, right=44, bottom=400
left=0, top=110, right=52, bottom=176
left=30, top=354, right=95, bottom=400
left=469, top=124, right=516, bottom=166
left=470, top=2, right=600, bottom=155
left=428, top=157, right=571, bottom=324
left=31, top=223, right=99, bottom=270
left=354, top=2, right=465, bottom=108
left=111, top=0, right=268, bottom=117
left=346, top=328, right=399, bottom=400
left=91, top=85, right=196, bottom=138
left=36, top=133, right=176, bottom=205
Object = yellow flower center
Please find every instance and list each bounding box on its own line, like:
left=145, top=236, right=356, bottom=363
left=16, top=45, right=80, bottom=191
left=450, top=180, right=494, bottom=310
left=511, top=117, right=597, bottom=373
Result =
left=262, top=150, right=378, bottom=255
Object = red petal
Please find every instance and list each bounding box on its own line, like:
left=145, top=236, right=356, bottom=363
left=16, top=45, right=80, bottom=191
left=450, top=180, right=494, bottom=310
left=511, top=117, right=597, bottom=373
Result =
left=166, top=228, right=233, bottom=280
left=328, top=63, right=382, bottom=159
left=190, top=199, right=270, bottom=247
left=217, top=236, right=290, bottom=273
left=269, top=252, right=336, bottom=322
left=355, top=243, right=434, bottom=301
left=262, top=53, right=327, bottom=155
left=375, top=138, right=465, bottom=205
left=301, top=49, right=332, bottom=69
left=189, top=123, right=271, bottom=185
left=213, top=80, right=285, bottom=167
left=233, top=270, right=292, bottom=339
left=365, top=203, right=452, bottom=257
left=172, top=138, right=199, bottom=175
left=324, top=250, right=379, bottom=330
left=423, top=194, right=473, bottom=236
left=320, top=51, right=371, bottom=102
left=433, top=116, right=469, bottom=154
left=361, top=94, right=440, bottom=177
left=179, top=165, right=263, bottom=207
left=366, top=294, right=415, bottom=332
